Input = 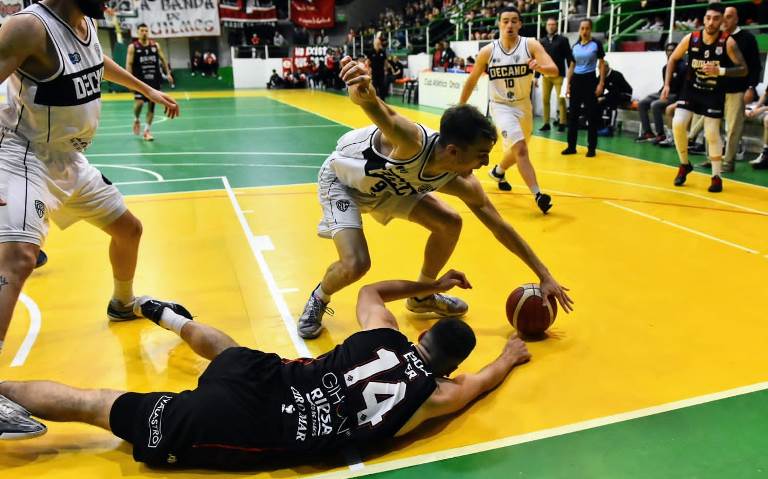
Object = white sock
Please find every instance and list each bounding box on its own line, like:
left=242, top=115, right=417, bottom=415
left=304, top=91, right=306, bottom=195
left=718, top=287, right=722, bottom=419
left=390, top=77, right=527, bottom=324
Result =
left=112, top=280, right=134, bottom=305
left=313, top=284, right=331, bottom=304
left=531, top=185, right=541, bottom=196
left=712, top=160, right=722, bottom=177
left=416, top=273, right=436, bottom=300
left=158, top=308, right=191, bottom=335
left=494, top=165, right=507, bottom=175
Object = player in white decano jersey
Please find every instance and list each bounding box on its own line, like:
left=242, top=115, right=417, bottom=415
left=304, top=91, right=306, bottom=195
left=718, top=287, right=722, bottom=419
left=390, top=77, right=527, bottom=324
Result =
left=296, top=56, right=573, bottom=340
left=460, top=6, right=559, bottom=214
left=0, top=0, right=182, bottom=374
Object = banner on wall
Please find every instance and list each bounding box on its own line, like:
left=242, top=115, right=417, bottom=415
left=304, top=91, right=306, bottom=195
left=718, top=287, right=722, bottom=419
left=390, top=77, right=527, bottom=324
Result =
left=0, top=0, right=24, bottom=25
left=220, top=1, right=277, bottom=23
left=290, top=0, right=334, bottom=30
left=131, top=0, right=220, bottom=38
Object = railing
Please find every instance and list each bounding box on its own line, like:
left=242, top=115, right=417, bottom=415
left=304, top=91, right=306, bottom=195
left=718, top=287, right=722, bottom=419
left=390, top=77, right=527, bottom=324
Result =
left=607, top=0, right=759, bottom=51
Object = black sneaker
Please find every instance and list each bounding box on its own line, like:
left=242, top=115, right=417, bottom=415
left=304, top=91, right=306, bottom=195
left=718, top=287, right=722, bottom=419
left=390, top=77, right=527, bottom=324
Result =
left=539, top=123, right=551, bottom=132
left=708, top=175, right=723, bottom=193
left=535, top=193, right=553, bottom=214
left=561, top=147, right=577, bottom=155
left=488, top=166, right=512, bottom=191
left=586, top=149, right=596, bottom=157
left=557, top=124, right=566, bottom=132
left=107, top=299, right=139, bottom=322
left=133, top=296, right=193, bottom=324
left=689, top=142, right=706, bottom=155
left=635, top=132, right=655, bottom=143
left=34, top=250, right=47, bottom=269
left=297, top=293, right=333, bottom=339
left=674, top=163, right=694, bottom=186
left=0, top=394, right=47, bottom=440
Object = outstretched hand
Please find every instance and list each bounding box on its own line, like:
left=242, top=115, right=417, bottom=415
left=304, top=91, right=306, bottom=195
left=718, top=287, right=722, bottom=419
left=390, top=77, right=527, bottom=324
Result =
left=434, top=269, right=472, bottom=292
left=503, top=335, right=532, bottom=366
left=540, top=276, right=574, bottom=313
left=146, top=89, right=180, bottom=119
left=339, top=56, right=377, bottom=105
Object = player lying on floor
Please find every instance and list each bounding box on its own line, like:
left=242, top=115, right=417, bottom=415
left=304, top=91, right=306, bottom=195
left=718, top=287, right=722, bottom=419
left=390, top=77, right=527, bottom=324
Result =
left=0, top=271, right=531, bottom=470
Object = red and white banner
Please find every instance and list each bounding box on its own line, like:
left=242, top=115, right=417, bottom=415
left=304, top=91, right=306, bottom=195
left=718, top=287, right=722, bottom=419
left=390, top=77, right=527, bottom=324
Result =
left=220, top=1, right=277, bottom=23
left=130, top=0, right=220, bottom=38
left=290, top=0, right=334, bottom=30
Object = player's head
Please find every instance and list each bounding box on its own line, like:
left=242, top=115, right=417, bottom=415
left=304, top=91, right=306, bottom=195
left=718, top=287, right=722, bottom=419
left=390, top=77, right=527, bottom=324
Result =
left=546, top=17, right=558, bottom=35
left=497, top=6, right=522, bottom=38
left=138, top=23, right=150, bottom=41
left=723, top=6, right=738, bottom=32
left=75, top=0, right=106, bottom=19
left=703, top=3, right=725, bottom=35
left=665, top=42, right=677, bottom=58
left=578, top=18, right=593, bottom=42
left=418, top=318, right=476, bottom=377
left=437, top=104, right=497, bottom=176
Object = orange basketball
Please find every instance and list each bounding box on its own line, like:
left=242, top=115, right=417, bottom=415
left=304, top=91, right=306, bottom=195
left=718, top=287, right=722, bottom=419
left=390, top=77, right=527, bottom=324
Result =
left=506, top=283, right=557, bottom=339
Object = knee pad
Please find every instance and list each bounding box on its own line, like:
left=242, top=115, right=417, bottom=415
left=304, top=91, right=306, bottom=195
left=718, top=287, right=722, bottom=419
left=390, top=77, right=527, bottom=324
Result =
left=704, top=117, right=723, bottom=156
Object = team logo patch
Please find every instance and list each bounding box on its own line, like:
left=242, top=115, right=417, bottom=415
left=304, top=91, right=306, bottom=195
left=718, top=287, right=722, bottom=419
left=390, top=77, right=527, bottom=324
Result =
left=147, top=395, right=173, bottom=448
left=691, top=47, right=699, bottom=52
left=715, top=46, right=723, bottom=56
left=335, top=200, right=350, bottom=212
left=68, top=52, right=81, bottom=64
left=34, top=200, right=45, bottom=219
left=501, top=130, right=508, bottom=138
left=513, top=55, right=520, bottom=63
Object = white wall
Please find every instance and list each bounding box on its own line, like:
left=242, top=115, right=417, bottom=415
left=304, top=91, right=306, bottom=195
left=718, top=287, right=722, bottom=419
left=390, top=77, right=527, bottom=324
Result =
left=419, top=71, right=489, bottom=111
left=233, top=57, right=284, bottom=88
left=406, top=53, right=431, bottom=78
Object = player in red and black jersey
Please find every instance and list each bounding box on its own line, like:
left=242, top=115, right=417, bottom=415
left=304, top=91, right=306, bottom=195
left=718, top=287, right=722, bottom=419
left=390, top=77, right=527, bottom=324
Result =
left=661, top=3, right=746, bottom=193
left=0, top=271, right=531, bottom=469
left=126, top=23, right=173, bottom=141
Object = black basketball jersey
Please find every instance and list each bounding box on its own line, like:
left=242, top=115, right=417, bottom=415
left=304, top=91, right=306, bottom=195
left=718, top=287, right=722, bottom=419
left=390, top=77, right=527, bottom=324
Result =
left=277, top=328, right=437, bottom=452
left=686, top=30, right=729, bottom=93
left=131, top=40, right=161, bottom=85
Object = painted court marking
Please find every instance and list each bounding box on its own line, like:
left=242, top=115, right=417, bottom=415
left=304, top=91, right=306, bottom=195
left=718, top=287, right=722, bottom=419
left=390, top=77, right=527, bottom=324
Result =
left=87, top=151, right=328, bottom=158
left=11, top=293, right=41, bottom=368
left=94, top=164, right=164, bottom=182
left=96, top=124, right=346, bottom=137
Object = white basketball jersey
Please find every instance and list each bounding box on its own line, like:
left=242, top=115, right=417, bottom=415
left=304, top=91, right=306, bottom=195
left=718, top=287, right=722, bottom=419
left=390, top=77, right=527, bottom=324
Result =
left=325, top=124, right=457, bottom=198
left=0, top=3, right=103, bottom=152
left=487, top=37, right=534, bottom=106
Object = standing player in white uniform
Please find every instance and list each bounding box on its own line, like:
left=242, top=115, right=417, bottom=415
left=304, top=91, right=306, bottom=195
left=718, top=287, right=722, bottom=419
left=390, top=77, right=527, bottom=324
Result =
left=0, top=0, right=182, bottom=361
left=460, top=6, right=558, bottom=214
left=296, top=55, right=573, bottom=340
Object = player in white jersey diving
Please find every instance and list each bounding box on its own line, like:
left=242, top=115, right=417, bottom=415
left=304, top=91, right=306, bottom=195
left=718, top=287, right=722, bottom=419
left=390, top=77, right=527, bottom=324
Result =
left=296, top=55, right=573, bottom=340
left=459, top=6, right=559, bottom=214
left=0, top=0, right=182, bottom=360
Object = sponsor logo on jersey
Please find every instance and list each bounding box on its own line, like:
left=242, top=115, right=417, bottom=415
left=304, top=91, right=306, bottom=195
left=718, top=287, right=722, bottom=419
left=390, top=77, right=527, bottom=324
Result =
left=73, top=69, right=103, bottom=100
left=34, top=63, right=104, bottom=107
left=34, top=200, right=45, bottom=219
left=488, top=64, right=531, bottom=80
left=290, top=386, right=309, bottom=442
left=68, top=52, right=82, bottom=64
left=282, top=404, right=295, bottom=414
left=336, top=199, right=350, bottom=212
left=147, top=395, right=173, bottom=448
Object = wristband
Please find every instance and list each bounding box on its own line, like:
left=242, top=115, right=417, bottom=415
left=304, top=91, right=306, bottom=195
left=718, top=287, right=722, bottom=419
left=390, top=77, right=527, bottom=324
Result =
left=719, top=67, right=726, bottom=76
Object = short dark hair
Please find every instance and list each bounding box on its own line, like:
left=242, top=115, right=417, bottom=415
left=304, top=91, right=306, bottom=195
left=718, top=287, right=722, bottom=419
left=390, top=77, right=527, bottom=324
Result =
left=420, top=318, right=476, bottom=377
left=439, top=104, right=497, bottom=149
left=580, top=18, right=593, bottom=28
left=138, top=23, right=148, bottom=29
left=706, top=3, right=725, bottom=15
left=498, top=6, right=522, bottom=21
left=546, top=16, right=558, bottom=23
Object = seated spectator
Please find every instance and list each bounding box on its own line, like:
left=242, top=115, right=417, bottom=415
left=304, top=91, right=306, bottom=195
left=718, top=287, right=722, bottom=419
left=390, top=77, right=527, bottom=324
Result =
left=597, top=62, right=633, bottom=136
left=745, top=92, right=768, bottom=169
left=636, top=43, right=686, bottom=144
left=250, top=33, right=261, bottom=46
left=447, top=57, right=466, bottom=73
left=388, top=55, right=405, bottom=80
left=267, top=69, right=284, bottom=89
left=203, top=52, right=221, bottom=79
left=274, top=30, right=285, bottom=47
left=190, top=50, right=204, bottom=76
left=432, top=41, right=444, bottom=69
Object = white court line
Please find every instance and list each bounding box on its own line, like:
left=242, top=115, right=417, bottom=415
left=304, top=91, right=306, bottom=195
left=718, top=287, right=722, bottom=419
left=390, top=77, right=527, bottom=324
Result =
left=306, top=380, right=768, bottom=479
left=604, top=201, right=760, bottom=255
left=103, top=162, right=317, bottom=170
left=220, top=176, right=312, bottom=359
left=98, top=112, right=314, bottom=124
left=96, top=124, right=345, bottom=137
left=114, top=176, right=223, bottom=187
left=279, top=288, right=299, bottom=294
left=94, top=164, right=164, bottom=182
left=11, top=293, right=41, bottom=367
left=87, top=151, right=328, bottom=158
left=97, top=117, right=168, bottom=130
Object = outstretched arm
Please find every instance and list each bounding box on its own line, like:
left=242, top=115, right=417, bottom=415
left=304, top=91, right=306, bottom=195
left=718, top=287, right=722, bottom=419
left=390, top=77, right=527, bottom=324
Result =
left=662, top=35, right=689, bottom=100
left=459, top=45, right=490, bottom=104
left=103, top=56, right=180, bottom=118
left=339, top=56, right=423, bottom=159
left=356, top=271, right=472, bottom=331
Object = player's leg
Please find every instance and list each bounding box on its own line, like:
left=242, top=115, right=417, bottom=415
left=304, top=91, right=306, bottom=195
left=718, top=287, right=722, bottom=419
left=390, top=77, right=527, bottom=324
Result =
left=487, top=105, right=514, bottom=192
left=563, top=76, right=583, bottom=154
left=553, top=76, right=567, bottom=131
left=133, top=98, right=144, bottom=135
left=299, top=228, right=371, bottom=339
left=0, top=380, right=124, bottom=434
left=0, top=243, right=38, bottom=353
left=101, top=210, right=143, bottom=319
left=750, top=115, right=768, bottom=168
left=722, top=92, right=744, bottom=172
left=143, top=101, right=156, bottom=141
left=540, top=76, right=553, bottom=130
left=405, top=194, right=467, bottom=316
left=703, top=115, right=724, bottom=192
left=583, top=78, right=599, bottom=156
left=672, top=105, right=695, bottom=185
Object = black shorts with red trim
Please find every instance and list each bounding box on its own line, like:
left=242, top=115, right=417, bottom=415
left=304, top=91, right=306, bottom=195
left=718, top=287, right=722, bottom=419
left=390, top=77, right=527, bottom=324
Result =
left=109, top=347, right=288, bottom=469
left=133, top=79, right=161, bottom=102
left=677, top=86, right=725, bottom=118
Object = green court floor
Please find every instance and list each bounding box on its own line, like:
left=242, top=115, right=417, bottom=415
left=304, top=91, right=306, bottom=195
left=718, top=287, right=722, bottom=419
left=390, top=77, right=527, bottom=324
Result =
left=88, top=95, right=768, bottom=479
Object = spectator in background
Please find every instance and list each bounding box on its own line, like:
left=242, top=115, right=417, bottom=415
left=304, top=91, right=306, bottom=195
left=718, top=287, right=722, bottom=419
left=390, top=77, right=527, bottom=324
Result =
left=203, top=52, right=220, bottom=79
left=190, top=50, right=203, bottom=76
left=440, top=40, right=456, bottom=69
left=432, top=41, right=444, bottom=69
left=370, top=36, right=389, bottom=100
left=250, top=33, right=261, bottom=46
left=536, top=17, right=573, bottom=132
left=267, top=69, right=284, bottom=89
left=636, top=42, right=685, bottom=144
left=597, top=62, right=633, bottom=136
left=274, top=30, right=285, bottom=47
left=563, top=18, right=606, bottom=157
left=389, top=55, right=405, bottom=80
left=294, top=25, right=310, bottom=45
left=745, top=90, right=768, bottom=169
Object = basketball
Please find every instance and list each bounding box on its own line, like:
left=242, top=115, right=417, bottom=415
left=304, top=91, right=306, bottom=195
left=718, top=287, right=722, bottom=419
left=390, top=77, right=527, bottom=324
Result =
left=506, top=284, right=557, bottom=339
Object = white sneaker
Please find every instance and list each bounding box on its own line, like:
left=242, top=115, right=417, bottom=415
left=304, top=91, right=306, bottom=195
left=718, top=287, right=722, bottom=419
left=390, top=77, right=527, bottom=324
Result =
left=406, top=294, right=468, bottom=316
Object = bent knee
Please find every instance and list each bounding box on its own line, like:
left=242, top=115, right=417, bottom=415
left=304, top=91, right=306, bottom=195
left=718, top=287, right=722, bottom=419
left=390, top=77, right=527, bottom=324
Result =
left=0, top=243, right=38, bottom=279
left=340, top=254, right=371, bottom=278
